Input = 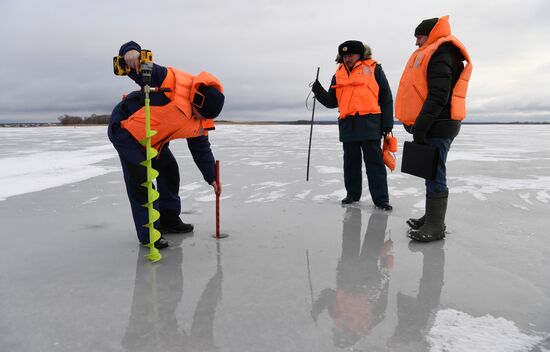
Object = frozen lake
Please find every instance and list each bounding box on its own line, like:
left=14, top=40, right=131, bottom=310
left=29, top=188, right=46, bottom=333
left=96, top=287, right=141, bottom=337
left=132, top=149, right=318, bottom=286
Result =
left=1, top=124, right=549, bottom=351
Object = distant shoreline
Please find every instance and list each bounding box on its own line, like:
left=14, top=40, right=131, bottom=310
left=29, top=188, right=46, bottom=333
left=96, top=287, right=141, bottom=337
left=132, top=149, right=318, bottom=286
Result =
left=1, top=120, right=550, bottom=127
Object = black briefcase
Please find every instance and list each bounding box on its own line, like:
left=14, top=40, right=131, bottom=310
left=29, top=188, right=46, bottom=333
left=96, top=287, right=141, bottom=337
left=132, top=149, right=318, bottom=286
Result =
left=401, top=141, right=440, bottom=180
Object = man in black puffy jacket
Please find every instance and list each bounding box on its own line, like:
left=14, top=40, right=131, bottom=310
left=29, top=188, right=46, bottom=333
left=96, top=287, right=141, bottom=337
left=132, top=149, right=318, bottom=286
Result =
left=396, top=17, right=471, bottom=242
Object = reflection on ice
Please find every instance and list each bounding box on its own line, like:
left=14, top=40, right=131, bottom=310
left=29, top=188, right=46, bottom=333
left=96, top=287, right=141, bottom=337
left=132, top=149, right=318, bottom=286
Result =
left=389, top=241, right=444, bottom=350
left=123, top=235, right=224, bottom=352
left=311, top=207, right=392, bottom=348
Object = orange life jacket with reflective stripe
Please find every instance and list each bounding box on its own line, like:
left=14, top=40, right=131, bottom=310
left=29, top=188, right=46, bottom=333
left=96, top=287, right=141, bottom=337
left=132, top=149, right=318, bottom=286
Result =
left=331, top=59, right=381, bottom=119
left=395, top=16, right=472, bottom=125
left=121, top=68, right=223, bottom=150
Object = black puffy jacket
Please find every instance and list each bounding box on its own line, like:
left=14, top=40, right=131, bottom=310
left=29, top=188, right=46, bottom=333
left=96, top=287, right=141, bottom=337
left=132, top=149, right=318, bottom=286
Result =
left=410, top=42, right=465, bottom=139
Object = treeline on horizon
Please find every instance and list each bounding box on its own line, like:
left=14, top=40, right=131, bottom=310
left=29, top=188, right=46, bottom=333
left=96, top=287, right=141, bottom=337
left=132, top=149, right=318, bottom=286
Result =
left=58, top=114, right=110, bottom=125
left=4, top=114, right=547, bottom=126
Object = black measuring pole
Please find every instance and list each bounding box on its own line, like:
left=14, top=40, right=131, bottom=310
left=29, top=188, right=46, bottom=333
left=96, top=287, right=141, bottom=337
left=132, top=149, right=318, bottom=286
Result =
left=306, top=67, right=320, bottom=182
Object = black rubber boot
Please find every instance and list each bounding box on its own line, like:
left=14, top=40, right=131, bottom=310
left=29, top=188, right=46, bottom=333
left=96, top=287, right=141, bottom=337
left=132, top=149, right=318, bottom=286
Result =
left=406, top=215, right=425, bottom=230
left=408, top=192, right=448, bottom=242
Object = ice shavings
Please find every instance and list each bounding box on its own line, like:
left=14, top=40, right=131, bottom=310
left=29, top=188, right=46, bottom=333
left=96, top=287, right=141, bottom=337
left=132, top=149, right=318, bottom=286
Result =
left=0, top=144, right=116, bottom=201
left=428, top=309, right=545, bottom=352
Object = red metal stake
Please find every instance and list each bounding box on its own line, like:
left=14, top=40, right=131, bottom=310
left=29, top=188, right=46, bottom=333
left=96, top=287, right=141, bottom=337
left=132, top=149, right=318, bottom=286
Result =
left=215, top=160, right=220, bottom=238
left=213, top=160, right=228, bottom=239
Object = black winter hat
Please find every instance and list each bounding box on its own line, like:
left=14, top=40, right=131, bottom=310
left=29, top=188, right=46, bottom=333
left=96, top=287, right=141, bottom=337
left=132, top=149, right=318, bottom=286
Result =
left=414, top=18, right=438, bottom=36
left=338, top=40, right=365, bottom=57
left=193, top=85, right=225, bottom=119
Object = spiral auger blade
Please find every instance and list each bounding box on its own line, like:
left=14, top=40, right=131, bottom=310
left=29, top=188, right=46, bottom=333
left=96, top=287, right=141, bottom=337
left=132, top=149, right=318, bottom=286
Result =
left=141, top=97, right=162, bottom=262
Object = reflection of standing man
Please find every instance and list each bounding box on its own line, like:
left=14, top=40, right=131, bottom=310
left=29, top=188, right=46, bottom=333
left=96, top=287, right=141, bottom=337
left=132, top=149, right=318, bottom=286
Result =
left=395, top=16, right=472, bottom=242
left=389, top=242, right=445, bottom=349
left=122, top=236, right=223, bottom=352
left=311, top=208, right=393, bottom=348
left=312, top=41, right=393, bottom=209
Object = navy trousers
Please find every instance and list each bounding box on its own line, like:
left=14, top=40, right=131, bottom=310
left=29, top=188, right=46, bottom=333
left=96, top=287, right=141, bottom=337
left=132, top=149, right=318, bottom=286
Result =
left=109, top=122, right=181, bottom=244
left=342, top=140, right=389, bottom=205
left=425, top=137, right=454, bottom=195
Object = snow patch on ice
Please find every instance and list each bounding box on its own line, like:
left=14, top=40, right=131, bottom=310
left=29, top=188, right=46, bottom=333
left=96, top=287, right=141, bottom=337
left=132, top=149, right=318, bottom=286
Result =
left=0, top=144, right=116, bottom=201
left=180, top=182, right=204, bottom=192
left=511, top=203, right=529, bottom=211
left=247, top=161, right=284, bottom=167
left=312, top=189, right=346, bottom=201
left=519, top=193, right=532, bottom=204
left=320, top=179, right=341, bottom=186
left=195, top=194, right=232, bottom=202
left=447, top=151, right=527, bottom=162
left=451, top=175, right=550, bottom=200
left=413, top=199, right=424, bottom=209
left=428, top=309, right=545, bottom=352
left=536, top=190, right=550, bottom=203
left=82, top=196, right=99, bottom=205
left=390, top=187, right=422, bottom=197
left=245, top=190, right=285, bottom=203
left=252, top=181, right=290, bottom=190
left=315, top=166, right=341, bottom=174
left=294, top=190, right=312, bottom=199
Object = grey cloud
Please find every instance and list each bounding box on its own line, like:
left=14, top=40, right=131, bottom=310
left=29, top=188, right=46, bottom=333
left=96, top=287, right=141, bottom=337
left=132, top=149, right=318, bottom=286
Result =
left=1, top=0, right=550, bottom=122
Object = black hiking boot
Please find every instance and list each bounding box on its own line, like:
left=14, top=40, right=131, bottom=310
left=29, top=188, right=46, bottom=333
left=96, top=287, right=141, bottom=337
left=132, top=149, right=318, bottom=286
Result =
left=341, top=196, right=359, bottom=205
left=142, top=236, right=169, bottom=249
left=159, top=216, right=194, bottom=234
left=376, top=202, right=393, bottom=211
left=408, top=192, right=448, bottom=242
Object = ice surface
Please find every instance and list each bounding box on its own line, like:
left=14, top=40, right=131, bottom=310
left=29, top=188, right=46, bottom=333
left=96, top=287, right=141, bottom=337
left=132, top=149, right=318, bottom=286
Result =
left=1, top=124, right=549, bottom=351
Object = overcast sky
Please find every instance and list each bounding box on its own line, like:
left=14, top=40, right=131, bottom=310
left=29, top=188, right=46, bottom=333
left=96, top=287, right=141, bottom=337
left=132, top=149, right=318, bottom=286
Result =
left=1, top=0, right=549, bottom=122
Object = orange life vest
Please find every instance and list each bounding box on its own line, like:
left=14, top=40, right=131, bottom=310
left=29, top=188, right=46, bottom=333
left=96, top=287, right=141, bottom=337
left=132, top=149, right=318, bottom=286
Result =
left=121, top=68, right=223, bottom=150
left=395, top=16, right=472, bottom=125
left=331, top=59, right=382, bottom=119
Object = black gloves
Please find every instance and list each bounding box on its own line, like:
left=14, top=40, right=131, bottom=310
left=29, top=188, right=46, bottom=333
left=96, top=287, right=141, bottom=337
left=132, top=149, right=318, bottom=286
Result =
left=311, top=80, right=325, bottom=96
left=381, top=127, right=392, bottom=137
left=413, top=127, right=427, bottom=144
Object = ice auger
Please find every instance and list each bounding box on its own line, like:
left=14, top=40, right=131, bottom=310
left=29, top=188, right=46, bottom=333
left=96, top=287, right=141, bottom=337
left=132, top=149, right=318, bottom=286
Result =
left=114, top=50, right=163, bottom=262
